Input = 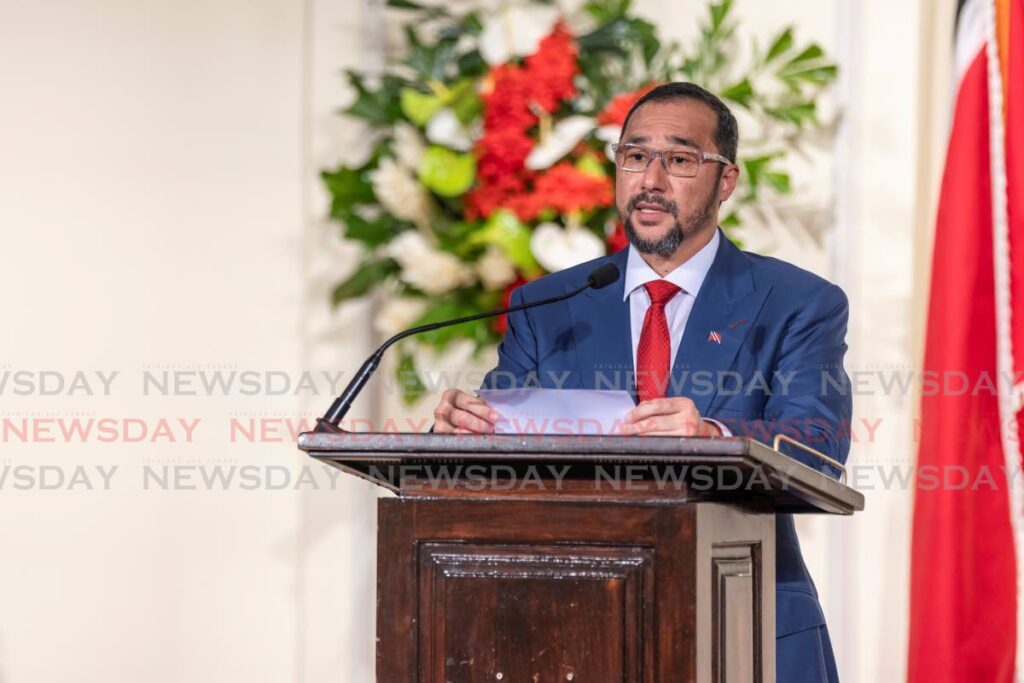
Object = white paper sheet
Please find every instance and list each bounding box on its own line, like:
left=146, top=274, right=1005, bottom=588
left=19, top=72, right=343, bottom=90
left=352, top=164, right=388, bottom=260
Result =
left=477, top=388, right=636, bottom=435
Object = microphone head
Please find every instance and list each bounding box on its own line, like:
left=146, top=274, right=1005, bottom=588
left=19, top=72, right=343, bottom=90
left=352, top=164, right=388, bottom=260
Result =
left=586, top=263, right=620, bottom=290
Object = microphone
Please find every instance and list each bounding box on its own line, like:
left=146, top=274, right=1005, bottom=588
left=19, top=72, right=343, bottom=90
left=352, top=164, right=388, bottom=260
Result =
left=315, top=262, right=621, bottom=432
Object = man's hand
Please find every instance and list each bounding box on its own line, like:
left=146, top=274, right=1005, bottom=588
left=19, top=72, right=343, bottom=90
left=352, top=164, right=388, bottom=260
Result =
left=622, top=397, right=722, bottom=437
left=432, top=389, right=500, bottom=434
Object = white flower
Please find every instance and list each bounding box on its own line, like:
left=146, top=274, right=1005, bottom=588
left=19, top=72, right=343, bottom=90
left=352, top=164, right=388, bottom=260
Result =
left=479, top=3, right=560, bottom=65
left=369, top=158, right=432, bottom=227
left=411, top=338, right=478, bottom=393
left=392, top=123, right=425, bottom=170
left=426, top=108, right=473, bottom=151
left=476, top=246, right=518, bottom=290
left=530, top=222, right=606, bottom=273
left=596, top=125, right=621, bottom=162
left=388, top=231, right=474, bottom=296
left=526, top=116, right=596, bottom=170
left=374, top=296, right=429, bottom=337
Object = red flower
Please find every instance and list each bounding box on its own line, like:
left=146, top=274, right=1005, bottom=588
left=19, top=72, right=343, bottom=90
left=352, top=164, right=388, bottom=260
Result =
left=524, top=24, right=579, bottom=113
left=468, top=24, right=586, bottom=221
left=597, top=84, right=657, bottom=127
left=606, top=220, right=629, bottom=252
left=507, top=163, right=613, bottom=221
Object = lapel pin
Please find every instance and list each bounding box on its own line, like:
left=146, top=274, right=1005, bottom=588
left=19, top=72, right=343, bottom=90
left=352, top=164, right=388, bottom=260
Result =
left=708, top=331, right=722, bottom=344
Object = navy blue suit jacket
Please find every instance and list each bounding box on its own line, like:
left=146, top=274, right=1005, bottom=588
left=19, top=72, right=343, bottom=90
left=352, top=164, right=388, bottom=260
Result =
left=481, top=230, right=851, bottom=681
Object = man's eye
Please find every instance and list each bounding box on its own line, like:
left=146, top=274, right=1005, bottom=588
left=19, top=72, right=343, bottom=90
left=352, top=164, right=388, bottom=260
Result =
left=627, top=152, right=647, bottom=162
left=670, top=155, right=693, bottom=165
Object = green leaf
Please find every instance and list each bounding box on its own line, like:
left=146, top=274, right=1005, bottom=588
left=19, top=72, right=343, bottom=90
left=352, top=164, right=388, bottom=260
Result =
left=467, top=210, right=541, bottom=277
left=720, top=211, right=741, bottom=228
left=778, top=64, right=838, bottom=90
left=322, top=166, right=375, bottom=209
left=400, top=88, right=443, bottom=126
left=785, top=43, right=824, bottom=65
left=409, top=296, right=491, bottom=348
left=418, top=146, right=476, bottom=197
left=331, top=258, right=399, bottom=306
left=445, top=78, right=483, bottom=124
left=741, top=154, right=782, bottom=199
left=387, top=0, right=447, bottom=12
left=764, top=101, right=817, bottom=126
left=763, top=171, right=792, bottom=194
left=765, top=28, right=793, bottom=63
left=343, top=72, right=404, bottom=126
left=339, top=212, right=409, bottom=247
left=709, top=0, right=734, bottom=33
left=720, top=78, right=754, bottom=107
left=396, top=352, right=428, bottom=405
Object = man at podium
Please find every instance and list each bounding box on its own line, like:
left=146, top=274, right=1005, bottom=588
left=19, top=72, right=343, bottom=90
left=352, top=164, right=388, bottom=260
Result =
left=432, top=82, right=850, bottom=683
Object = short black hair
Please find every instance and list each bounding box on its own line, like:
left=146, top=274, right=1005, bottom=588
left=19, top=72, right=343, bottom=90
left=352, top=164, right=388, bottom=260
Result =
left=620, top=82, right=739, bottom=163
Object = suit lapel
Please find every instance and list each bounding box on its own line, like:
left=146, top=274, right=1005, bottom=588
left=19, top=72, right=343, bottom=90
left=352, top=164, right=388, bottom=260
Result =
left=566, top=248, right=635, bottom=395
left=668, top=231, right=771, bottom=415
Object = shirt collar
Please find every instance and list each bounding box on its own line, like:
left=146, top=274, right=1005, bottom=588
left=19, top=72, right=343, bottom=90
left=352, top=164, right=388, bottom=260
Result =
left=622, top=228, right=720, bottom=301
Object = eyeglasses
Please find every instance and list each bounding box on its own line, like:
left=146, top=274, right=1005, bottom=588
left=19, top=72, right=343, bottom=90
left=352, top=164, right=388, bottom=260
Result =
left=611, top=143, right=732, bottom=178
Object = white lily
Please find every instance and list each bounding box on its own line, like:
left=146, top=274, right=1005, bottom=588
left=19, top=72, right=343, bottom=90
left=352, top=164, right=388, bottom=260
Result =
left=526, top=115, right=596, bottom=170
left=530, top=221, right=606, bottom=273
left=595, top=124, right=622, bottom=162
left=392, top=123, right=426, bottom=171
left=479, top=2, right=560, bottom=66
left=426, top=108, right=473, bottom=152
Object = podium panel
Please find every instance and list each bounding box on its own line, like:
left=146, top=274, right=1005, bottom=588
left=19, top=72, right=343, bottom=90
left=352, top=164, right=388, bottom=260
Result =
left=378, top=498, right=774, bottom=682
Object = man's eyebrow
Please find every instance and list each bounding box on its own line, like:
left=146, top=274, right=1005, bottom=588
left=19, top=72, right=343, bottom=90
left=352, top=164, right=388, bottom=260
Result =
left=620, top=134, right=702, bottom=148
left=669, top=135, right=699, bottom=148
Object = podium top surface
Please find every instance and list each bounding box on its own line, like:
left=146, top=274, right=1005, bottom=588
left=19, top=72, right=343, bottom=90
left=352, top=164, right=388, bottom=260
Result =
left=297, top=432, right=864, bottom=515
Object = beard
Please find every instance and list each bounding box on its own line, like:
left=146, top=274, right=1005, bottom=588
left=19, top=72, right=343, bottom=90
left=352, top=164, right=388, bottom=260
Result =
left=621, top=175, right=721, bottom=257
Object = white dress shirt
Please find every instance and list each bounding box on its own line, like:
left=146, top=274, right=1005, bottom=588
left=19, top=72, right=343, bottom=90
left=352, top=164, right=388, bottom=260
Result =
left=622, top=230, right=730, bottom=435
left=623, top=228, right=720, bottom=370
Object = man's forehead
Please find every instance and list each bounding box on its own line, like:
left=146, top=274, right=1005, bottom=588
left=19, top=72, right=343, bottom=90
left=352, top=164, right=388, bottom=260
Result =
left=621, top=99, right=716, bottom=147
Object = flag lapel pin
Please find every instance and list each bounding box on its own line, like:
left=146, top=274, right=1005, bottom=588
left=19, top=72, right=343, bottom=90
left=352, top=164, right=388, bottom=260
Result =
left=708, top=331, right=722, bottom=344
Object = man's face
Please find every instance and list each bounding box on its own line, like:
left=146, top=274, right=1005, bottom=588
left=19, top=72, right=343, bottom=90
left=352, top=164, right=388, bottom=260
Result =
left=614, top=98, right=734, bottom=257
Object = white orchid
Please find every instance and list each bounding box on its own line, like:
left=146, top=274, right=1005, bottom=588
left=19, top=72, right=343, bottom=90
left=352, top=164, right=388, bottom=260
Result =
left=374, top=296, right=429, bottom=337
left=595, top=125, right=622, bottom=163
left=392, top=123, right=426, bottom=171
left=476, top=246, right=518, bottom=290
left=479, top=2, right=560, bottom=66
left=426, top=108, right=473, bottom=152
left=411, top=338, right=478, bottom=393
left=388, top=231, right=475, bottom=296
left=530, top=222, right=606, bottom=273
left=526, top=116, right=596, bottom=170
left=369, top=158, right=432, bottom=228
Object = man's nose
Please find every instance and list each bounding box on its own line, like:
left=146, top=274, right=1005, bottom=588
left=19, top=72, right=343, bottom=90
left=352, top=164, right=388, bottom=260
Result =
left=640, top=153, right=669, bottom=192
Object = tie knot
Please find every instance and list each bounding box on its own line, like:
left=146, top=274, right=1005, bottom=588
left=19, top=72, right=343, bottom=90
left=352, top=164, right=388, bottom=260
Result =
left=644, top=280, right=681, bottom=305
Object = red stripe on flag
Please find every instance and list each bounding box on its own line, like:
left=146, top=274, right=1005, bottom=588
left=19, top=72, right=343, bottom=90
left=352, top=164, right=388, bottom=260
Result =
left=907, top=44, right=1018, bottom=682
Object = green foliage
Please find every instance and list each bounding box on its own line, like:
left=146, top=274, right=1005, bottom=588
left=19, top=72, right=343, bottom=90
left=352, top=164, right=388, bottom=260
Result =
left=331, top=259, right=400, bottom=306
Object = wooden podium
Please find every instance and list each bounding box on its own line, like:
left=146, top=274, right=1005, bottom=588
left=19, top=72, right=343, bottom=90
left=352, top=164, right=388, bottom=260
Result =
left=297, top=432, right=863, bottom=682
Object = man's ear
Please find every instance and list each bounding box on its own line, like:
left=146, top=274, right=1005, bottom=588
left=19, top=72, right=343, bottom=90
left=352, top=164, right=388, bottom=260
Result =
left=718, top=163, right=740, bottom=203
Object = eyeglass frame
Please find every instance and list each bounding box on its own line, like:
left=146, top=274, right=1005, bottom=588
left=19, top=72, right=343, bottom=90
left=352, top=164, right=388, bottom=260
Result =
left=610, top=142, right=733, bottom=178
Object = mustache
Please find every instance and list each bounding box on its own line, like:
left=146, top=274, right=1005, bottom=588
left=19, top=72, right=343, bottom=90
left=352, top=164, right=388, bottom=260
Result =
left=626, top=193, right=679, bottom=216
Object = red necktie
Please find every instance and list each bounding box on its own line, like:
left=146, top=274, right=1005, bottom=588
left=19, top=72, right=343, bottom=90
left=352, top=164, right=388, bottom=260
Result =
left=636, top=280, right=681, bottom=403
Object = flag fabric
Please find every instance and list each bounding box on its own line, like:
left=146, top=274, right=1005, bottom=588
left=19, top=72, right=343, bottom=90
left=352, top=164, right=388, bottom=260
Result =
left=908, top=0, right=1024, bottom=680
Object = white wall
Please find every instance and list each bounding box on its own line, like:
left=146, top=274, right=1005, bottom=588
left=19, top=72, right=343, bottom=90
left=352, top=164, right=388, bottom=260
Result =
left=0, top=0, right=945, bottom=680
left=0, top=0, right=307, bottom=680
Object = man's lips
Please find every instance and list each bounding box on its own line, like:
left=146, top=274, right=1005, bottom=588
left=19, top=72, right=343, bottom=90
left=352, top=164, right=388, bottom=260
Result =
left=635, top=203, right=669, bottom=214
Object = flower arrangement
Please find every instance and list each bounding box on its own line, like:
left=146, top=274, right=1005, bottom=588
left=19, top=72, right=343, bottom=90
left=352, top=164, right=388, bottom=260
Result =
left=323, top=0, right=838, bottom=403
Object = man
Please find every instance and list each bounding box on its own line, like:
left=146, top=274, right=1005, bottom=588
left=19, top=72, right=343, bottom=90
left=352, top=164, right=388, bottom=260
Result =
left=433, top=82, right=851, bottom=682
